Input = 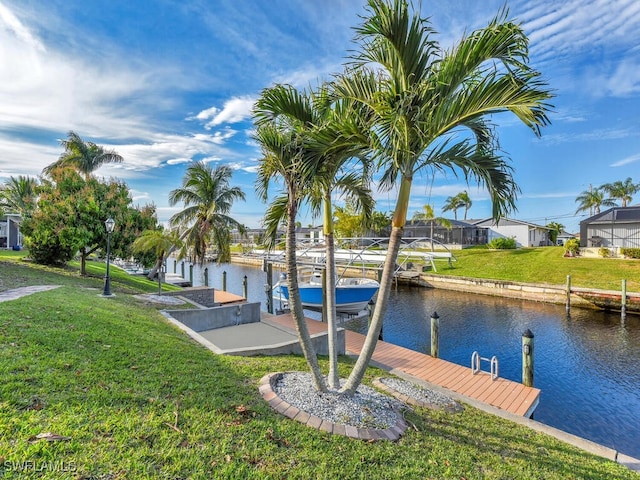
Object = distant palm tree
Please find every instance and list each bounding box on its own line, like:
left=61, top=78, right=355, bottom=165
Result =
left=575, top=187, right=616, bottom=215
left=0, top=175, right=39, bottom=217
left=43, top=131, right=123, bottom=180
left=133, top=228, right=182, bottom=291
left=600, top=177, right=638, bottom=207
left=458, top=191, right=473, bottom=220
left=333, top=0, right=552, bottom=394
left=169, top=162, right=245, bottom=264
left=442, top=195, right=464, bottom=220
left=546, top=221, right=564, bottom=245
left=412, top=204, right=452, bottom=251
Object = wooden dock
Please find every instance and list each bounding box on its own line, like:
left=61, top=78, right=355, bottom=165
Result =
left=268, top=313, right=540, bottom=417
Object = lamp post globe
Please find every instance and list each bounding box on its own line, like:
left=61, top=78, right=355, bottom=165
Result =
left=103, top=218, right=115, bottom=297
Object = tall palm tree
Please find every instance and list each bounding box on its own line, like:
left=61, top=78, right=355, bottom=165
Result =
left=441, top=195, right=464, bottom=220
left=253, top=120, right=327, bottom=392
left=600, top=177, right=638, bottom=207
left=169, top=162, right=245, bottom=264
left=0, top=175, right=39, bottom=217
left=334, top=0, right=552, bottom=394
left=43, top=131, right=123, bottom=180
left=255, top=83, right=374, bottom=389
left=411, top=204, right=452, bottom=251
left=575, top=187, right=616, bottom=215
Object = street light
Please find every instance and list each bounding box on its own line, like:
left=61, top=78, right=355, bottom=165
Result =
left=102, top=217, right=115, bottom=297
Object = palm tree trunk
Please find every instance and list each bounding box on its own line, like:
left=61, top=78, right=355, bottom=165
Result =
left=286, top=199, right=327, bottom=392
left=324, top=194, right=339, bottom=388
left=341, top=176, right=411, bottom=394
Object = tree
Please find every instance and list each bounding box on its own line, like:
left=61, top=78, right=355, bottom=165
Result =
left=22, top=167, right=155, bottom=272
left=133, top=227, right=182, bottom=292
left=253, top=119, right=327, bottom=392
left=0, top=175, right=39, bottom=218
left=368, top=210, right=391, bottom=236
left=333, top=0, right=552, bottom=394
left=43, top=131, right=123, bottom=180
left=458, top=191, right=473, bottom=220
left=441, top=195, right=464, bottom=220
left=169, top=162, right=246, bottom=264
left=412, top=204, right=452, bottom=250
left=334, top=200, right=367, bottom=239
left=575, top=186, right=616, bottom=215
left=600, top=177, right=638, bottom=208
left=546, top=221, right=564, bottom=245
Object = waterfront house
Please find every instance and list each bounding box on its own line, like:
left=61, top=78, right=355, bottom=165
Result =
left=471, top=217, right=552, bottom=248
left=403, top=219, right=488, bottom=248
left=0, top=214, right=22, bottom=249
left=579, top=205, right=640, bottom=248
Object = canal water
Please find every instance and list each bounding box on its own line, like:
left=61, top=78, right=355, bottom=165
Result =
left=172, top=259, right=640, bottom=459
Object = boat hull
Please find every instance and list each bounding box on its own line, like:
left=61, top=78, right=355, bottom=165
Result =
left=278, top=282, right=378, bottom=314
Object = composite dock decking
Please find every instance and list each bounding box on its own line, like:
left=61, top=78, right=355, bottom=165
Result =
left=268, top=313, right=540, bottom=417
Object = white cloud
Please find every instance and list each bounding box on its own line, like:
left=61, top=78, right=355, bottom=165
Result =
left=610, top=153, right=640, bottom=167
left=195, top=96, right=256, bottom=128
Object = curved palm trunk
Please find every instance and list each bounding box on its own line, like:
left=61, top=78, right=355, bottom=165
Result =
left=341, top=176, right=411, bottom=394
left=324, top=195, right=340, bottom=389
left=286, top=200, right=327, bottom=392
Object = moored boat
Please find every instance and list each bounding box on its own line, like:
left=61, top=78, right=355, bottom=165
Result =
left=274, top=270, right=379, bottom=314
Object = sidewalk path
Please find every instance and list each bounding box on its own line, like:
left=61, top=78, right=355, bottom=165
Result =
left=0, top=285, right=61, bottom=303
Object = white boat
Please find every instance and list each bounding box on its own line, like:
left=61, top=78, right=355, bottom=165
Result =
left=273, top=270, right=379, bottom=314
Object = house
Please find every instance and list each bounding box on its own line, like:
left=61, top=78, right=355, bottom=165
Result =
left=579, top=205, right=640, bottom=248
left=0, top=214, right=23, bottom=249
left=471, top=217, right=552, bottom=248
left=403, top=219, right=488, bottom=247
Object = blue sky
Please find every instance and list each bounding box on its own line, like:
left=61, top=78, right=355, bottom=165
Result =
left=1, top=0, right=639, bottom=233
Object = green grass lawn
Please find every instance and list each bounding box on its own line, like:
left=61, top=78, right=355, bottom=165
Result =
left=0, top=250, right=637, bottom=478
left=433, top=246, right=640, bottom=292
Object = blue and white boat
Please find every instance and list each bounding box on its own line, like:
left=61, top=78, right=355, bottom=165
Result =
left=274, top=270, right=379, bottom=314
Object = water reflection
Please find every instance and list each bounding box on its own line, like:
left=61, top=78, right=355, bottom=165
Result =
left=173, top=259, right=640, bottom=459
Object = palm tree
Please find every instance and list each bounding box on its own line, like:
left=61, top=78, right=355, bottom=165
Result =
left=43, top=131, right=123, bottom=180
left=333, top=0, right=552, bottom=394
left=458, top=191, right=473, bottom=220
left=441, top=195, right=465, bottom=220
left=600, top=177, right=638, bottom=207
left=546, top=221, right=564, bottom=245
left=255, top=83, right=374, bottom=390
left=133, top=228, right=183, bottom=292
left=169, top=162, right=245, bottom=264
left=575, top=187, right=616, bottom=215
left=253, top=119, right=327, bottom=392
left=411, top=204, right=452, bottom=251
left=0, top=175, right=39, bottom=217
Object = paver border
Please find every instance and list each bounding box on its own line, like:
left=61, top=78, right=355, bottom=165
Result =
left=258, top=372, right=407, bottom=441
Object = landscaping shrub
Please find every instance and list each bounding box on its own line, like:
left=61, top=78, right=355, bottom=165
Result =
left=487, top=237, right=517, bottom=249
left=621, top=247, right=640, bottom=259
left=599, top=247, right=611, bottom=258
left=563, top=238, right=580, bottom=256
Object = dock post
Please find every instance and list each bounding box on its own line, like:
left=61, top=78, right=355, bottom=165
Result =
left=173, top=260, right=176, bottom=274
left=622, top=279, right=627, bottom=322
left=181, top=262, right=185, bottom=280
left=522, top=329, right=534, bottom=387
left=430, top=312, right=439, bottom=358
left=189, top=264, right=193, bottom=285
left=565, top=275, right=571, bottom=313
left=243, top=275, right=248, bottom=299
left=222, top=271, right=227, bottom=291
left=204, top=267, right=208, bottom=287
left=266, top=263, right=273, bottom=314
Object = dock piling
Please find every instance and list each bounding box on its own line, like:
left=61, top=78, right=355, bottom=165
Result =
left=204, top=267, right=208, bottom=287
left=566, top=275, right=571, bottom=313
left=243, top=275, right=248, bottom=299
left=621, top=279, right=627, bottom=321
left=522, top=329, right=534, bottom=387
left=430, top=312, right=439, bottom=358
left=222, top=271, right=227, bottom=291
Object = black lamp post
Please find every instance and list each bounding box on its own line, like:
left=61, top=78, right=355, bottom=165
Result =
left=103, top=217, right=115, bottom=297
